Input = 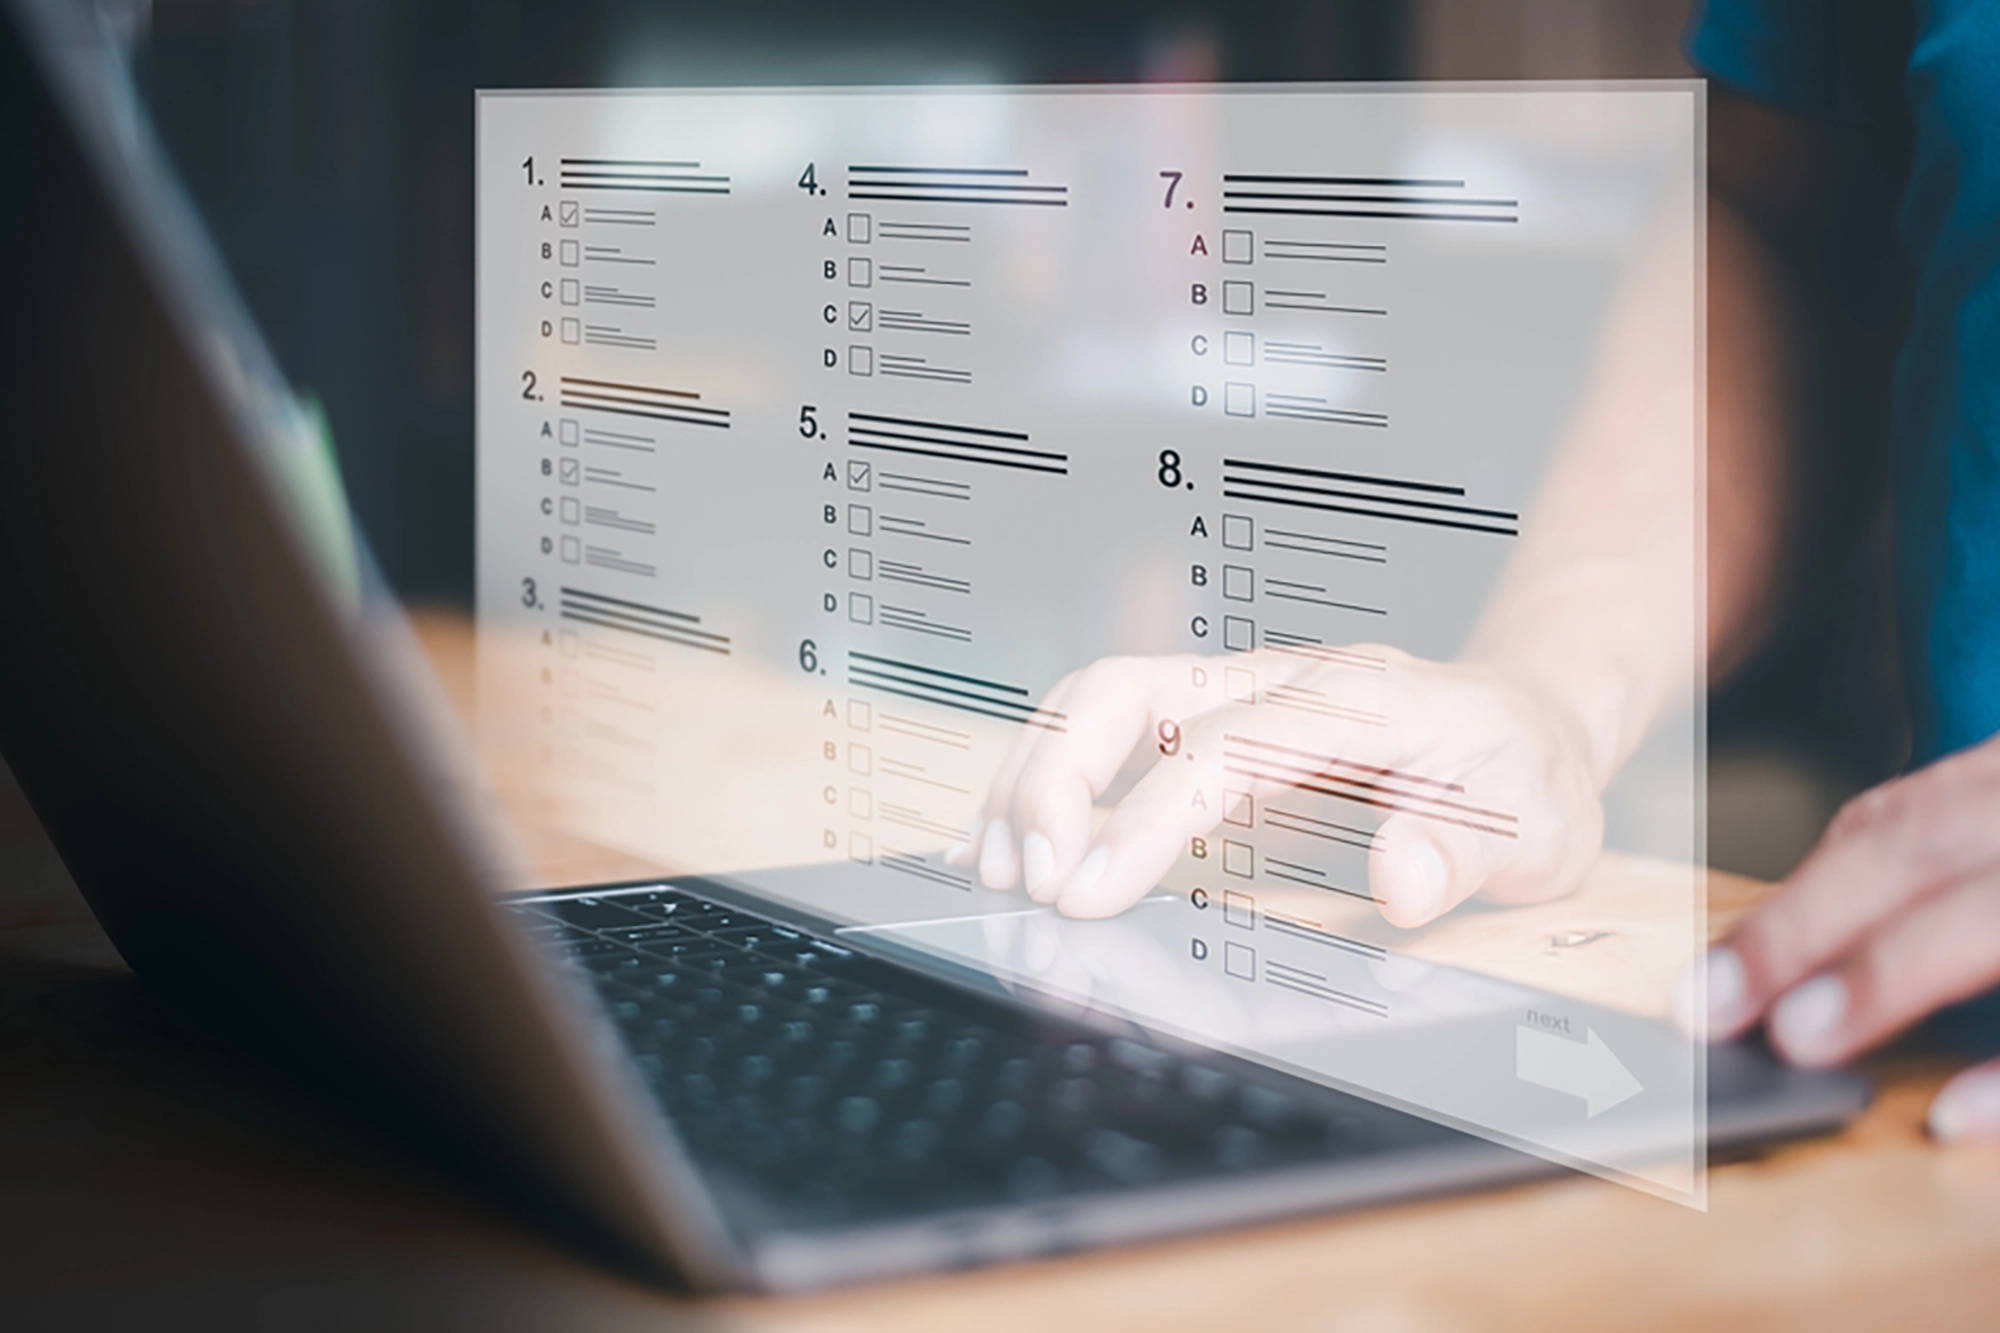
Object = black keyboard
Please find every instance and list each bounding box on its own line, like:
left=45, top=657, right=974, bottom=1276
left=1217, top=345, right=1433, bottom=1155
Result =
left=506, top=883, right=1459, bottom=1231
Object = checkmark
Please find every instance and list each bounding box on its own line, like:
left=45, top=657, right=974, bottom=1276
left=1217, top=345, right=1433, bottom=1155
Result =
left=559, top=199, right=579, bottom=227
left=847, top=301, right=873, bottom=333
left=559, top=458, right=580, bottom=485
left=847, top=460, right=872, bottom=492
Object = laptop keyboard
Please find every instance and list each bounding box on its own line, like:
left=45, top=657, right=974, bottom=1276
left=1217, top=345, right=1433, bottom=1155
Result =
left=506, top=883, right=1461, bottom=1231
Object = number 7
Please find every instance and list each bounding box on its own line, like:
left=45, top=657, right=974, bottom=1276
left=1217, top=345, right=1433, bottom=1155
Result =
left=1160, top=170, right=1183, bottom=209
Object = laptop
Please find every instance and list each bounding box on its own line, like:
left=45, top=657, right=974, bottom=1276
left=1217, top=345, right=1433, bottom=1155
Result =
left=0, top=0, right=1867, bottom=1293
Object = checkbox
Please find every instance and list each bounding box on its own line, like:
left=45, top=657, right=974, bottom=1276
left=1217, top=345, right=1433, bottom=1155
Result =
left=559, top=496, right=579, bottom=525
left=1223, top=889, right=1256, bottom=929
left=559, top=630, right=578, bottom=657
left=1224, top=941, right=1256, bottom=981
left=847, top=459, right=873, bottom=491
left=559, top=457, right=580, bottom=486
left=559, top=418, right=579, bottom=446
left=1223, top=615, right=1255, bottom=652
left=560, top=317, right=580, bottom=345
left=849, top=787, right=873, bottom=819
left=560, top=278, right=580, bottom=306
left=1224, top=331, right=1255, bottom=365
left=1222, top=565, right=1254, bottom=601
left=849, top=257, right=873, bottom=288
left=1223, top=790, right=1254, bottom=828
left=1222, top=229, right=1253, bottom=264
left=559, top=535, right=580, bottom=564
left=559, top=239, right=579, bottom=266
left=848, top=301, right=873, bottom=333
left=848, top=212, right=872, bottom=243
left=1222, top=280, right=1254, bottom=315
left=1225, top=667, right=1256, bottom=704
left=848, top=832, right=874, bottom=864
left=559, top=200, right=579, bottom=228
left=847, top=699, right=873, bottom=731
left=1222, top=514, right=1254, bottom=550
left=847, top=504, right=873, bottom=536
left=849, top=345, right=874, bottom=377
left=1223, top=840, right=1255, bottom=879
left=848, top=592, right=874, bottom=624
left=1224, top=382, right=1256, bottom=417
left=848, top=548, right=873, bottom=580
left=848, top=744, right=873, bottom=776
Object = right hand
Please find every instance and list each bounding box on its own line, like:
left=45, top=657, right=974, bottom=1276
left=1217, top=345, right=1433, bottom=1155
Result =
left=950, top=646, right=1605, bottom=927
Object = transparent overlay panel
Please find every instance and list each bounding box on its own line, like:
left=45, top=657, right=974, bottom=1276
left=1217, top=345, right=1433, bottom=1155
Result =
left=473, top=83, right=1706, bottom=1202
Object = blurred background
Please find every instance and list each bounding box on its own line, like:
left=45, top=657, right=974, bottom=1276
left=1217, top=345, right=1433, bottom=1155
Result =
left=0, top=0, right=1908, bottom=926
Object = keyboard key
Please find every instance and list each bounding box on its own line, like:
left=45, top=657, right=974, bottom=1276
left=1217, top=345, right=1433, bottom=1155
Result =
left=837, top=1096, right=881, bottom=1135
left=543, top=897, right=650, bottom=930
left=1085, top=1129, right=1164, bottom=1185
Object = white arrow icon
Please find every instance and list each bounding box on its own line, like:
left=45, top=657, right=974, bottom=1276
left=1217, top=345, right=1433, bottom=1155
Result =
left=1516, top=1025, right=1643, bottom=1117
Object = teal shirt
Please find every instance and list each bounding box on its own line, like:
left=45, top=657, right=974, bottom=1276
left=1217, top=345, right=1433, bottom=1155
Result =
left=1692, top=0, right=2000, bottom=762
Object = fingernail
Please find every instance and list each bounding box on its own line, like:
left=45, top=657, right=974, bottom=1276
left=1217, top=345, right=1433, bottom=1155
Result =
left=978, top=819, right=1014, bottom=890
left=945, top=819, right=983, bottom=867
left=1022, top=832, right=1057, bottom=901
left=1058, top=846, right=1110, bottom=906
left=1396, top=839, right=1447, bottom=923
left=1675, top=947, right=1747, bottom=1038
left=1929, top=1070, right=2000, bottom=1142
left=1770, top=973, right=1847, bottom=1064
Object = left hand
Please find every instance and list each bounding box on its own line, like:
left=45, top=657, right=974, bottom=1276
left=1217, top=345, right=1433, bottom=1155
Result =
left=1687, top=732, right=2000, bottom=1140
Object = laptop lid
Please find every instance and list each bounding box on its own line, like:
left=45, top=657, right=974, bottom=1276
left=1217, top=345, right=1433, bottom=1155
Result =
left=0, top=0, right=741, bottom=1289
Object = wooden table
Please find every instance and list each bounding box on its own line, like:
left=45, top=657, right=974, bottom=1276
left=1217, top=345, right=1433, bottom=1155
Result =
left=4, top=621, right=2000, bottom=1329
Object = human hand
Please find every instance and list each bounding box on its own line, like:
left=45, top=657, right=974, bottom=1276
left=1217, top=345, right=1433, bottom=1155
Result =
left=948, top=646, right=1605, bottom=926
left=1683, top=734, right=2000, bottom=1140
